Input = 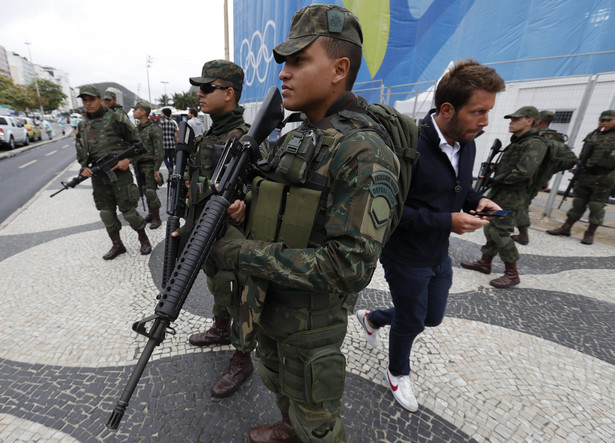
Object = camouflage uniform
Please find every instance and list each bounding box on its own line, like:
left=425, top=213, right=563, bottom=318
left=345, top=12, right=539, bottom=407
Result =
left=135, top=116, right=164, bottom=212
left=233, top=92, right=399, bottom=442
left=567, top=125, right=615, bottom=225
left=516, top=128, right=568, bottom=233
left=482, top=128, right=548, bottom=262
left=190, top=107, right=252, bottom=352
left=75, top=92, right=146, bottom=235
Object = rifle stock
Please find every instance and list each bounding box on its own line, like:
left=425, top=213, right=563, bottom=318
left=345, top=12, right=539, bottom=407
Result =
left=106, top=86, right=284, bottom=430
left=50, top=142, right=145, bottom=197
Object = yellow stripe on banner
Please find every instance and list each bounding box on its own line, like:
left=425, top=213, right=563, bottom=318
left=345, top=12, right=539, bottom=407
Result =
left=343, top=0, right=390, bottom=78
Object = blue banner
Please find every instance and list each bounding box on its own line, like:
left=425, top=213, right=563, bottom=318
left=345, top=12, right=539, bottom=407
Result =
left=233, top=0, right=615, bottom=103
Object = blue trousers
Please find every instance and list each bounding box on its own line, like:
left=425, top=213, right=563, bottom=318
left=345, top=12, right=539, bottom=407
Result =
left=369, top=255, right=452, bottom=376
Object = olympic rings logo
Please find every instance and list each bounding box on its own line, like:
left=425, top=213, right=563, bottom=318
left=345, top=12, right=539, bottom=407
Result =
left=239, top=20, right=276, bottom=86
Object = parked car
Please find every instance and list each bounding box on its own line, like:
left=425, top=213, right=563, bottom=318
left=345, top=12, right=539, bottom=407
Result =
left=0, top=116, right=29, bottom=149
left=14, top=117, right=42, bottom=142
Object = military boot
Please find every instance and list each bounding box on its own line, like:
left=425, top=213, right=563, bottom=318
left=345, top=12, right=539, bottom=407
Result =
left=248, top=412, right=299, bottom=443
left=188, top=316, right=231, bottom=346
left=103, top=232, right=127, bottom=260
left=149, top=208, right=162, bottom=229
left=144, top=212, right=152, bottom=223
left=512, top=227, right=529, bottom=245
left=490, top=262, right=520, bottom=288
left=581, top=224, right=599, bottom=245
left=546, top=218, right=575, bottom=236
left=460, top=254, right=493, bottom=274
left=211, top=350, right=254, bottom=398
left=137, top=229, right=152, bottom=255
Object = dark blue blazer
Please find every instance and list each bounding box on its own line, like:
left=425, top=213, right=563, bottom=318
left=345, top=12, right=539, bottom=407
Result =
left=382, top=110, right=484, bottom=266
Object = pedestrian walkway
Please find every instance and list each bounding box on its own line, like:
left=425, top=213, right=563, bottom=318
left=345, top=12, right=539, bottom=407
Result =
left=0, top=160, right=613, bottom=442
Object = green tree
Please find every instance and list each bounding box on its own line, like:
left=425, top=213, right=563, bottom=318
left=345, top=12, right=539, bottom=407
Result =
left=28, top=79, right=67, bottom=111
left=157, top=94, right=172, bottom=107
left=172, top=91, right=198, bottom=110
left=0, top=77, right=36, bottom=111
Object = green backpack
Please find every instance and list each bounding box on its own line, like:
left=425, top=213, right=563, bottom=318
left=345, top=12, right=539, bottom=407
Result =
left=366, top=103, right=420, bottom=237
left=533, top=134, right=578, bottom=191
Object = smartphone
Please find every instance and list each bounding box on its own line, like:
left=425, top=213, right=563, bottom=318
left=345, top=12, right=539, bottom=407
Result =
left=474, top=210, right=512, bottom=217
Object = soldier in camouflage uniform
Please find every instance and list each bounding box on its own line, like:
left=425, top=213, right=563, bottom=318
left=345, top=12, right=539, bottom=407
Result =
left=132, top=102, right=164, bottom=229
left=513, top=110, right=568, bottom=245
left=462, top=106, right=547, bottom=288
left=75, top=85, right=152, bottom=260
left=211, top=5, right=400, bottom=442
left=103, top=90, right=127, bottom=116
left=547, top=110, right=615, bottom=244
left=183, top=60, right=257, bottom=398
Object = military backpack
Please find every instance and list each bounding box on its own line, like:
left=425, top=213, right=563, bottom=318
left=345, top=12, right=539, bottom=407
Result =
left=533, top=133, right=578, bottom=191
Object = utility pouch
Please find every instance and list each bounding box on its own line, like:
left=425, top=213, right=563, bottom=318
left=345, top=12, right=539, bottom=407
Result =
left=246, top=177, right=285, bottom=242
left=276, top=129, right=321, bottom=184
left=212, top=270, right=238, bottom=307
left=277, top=186, right=321, bottom=248
left=280, top=324, right=346, bottom=404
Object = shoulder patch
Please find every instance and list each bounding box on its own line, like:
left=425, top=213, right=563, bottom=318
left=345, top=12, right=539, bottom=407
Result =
left=371, top=170, right=400, bottom=196
left=369, top=183, right=397, bottom=209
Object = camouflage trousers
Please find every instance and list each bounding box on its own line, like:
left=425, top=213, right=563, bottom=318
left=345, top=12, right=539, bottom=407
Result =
left=91, top=168, right=146, bottom=234
left=567, top=175, right=613, bottom=225
left=205, top=270, right=256, bottom=354
left=481, top=189, right=527, bottom=263
left=134, top=161, right=161, bottom=211
left=256, top=290, right=350, bottom=443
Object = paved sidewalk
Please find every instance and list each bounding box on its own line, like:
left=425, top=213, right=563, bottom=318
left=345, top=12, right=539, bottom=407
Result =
left=0, top=161, right=613, bottom=442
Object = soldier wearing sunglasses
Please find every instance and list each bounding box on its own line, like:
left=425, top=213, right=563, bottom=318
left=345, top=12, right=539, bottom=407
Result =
left=184, top=60, right=256, bottom=398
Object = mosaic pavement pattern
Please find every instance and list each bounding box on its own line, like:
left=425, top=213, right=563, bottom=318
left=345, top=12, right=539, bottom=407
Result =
left=0, top=162, right=613, bottom=442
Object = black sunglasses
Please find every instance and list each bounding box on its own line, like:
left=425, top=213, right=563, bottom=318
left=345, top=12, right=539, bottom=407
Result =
left=200, top=84, right=230, bottom=94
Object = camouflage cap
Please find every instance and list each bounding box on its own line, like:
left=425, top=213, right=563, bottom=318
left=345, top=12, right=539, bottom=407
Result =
left=539, top=110, right=555, bottom=121
left=78, top=85, right=101, bottom=98
left=599, top=110, right=615, bottom=120
left=189, top=59, right=244, bottom=86
left=134, top=101, right=151, bottom=114
left=273, top=4, right=363, bottom=64
left=504, top=106, right=539, bottom=121
left=104, top=90, right=117, bottom=100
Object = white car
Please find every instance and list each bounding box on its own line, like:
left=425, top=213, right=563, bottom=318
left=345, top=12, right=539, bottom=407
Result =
left=0, top=116, right=29, bottom=150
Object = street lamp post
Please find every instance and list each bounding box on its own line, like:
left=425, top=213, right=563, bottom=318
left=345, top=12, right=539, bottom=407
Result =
left=24, top=41, right=45, bottom=117
left=146, top=55, right=153, bottom=104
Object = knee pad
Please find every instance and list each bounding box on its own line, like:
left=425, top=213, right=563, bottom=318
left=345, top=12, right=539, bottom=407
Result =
left=99, top=209, right=120, bottom=231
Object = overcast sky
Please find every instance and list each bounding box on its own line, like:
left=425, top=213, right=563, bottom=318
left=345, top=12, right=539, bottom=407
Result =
left=0, top=0, right=232, bottom=102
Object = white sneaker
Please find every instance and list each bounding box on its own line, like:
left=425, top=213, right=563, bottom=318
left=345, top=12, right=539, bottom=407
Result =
left=384, top=369, right=419, bottom=412
left=356, top=309, right=379, bottom=348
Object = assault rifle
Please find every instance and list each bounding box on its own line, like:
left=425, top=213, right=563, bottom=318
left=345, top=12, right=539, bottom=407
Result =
left=50, top=142, right=145, bottom=197
left=474, top=138, right=502, bottom=195
left=162, top=122, right=195, bottom=287
left=106, top=86, right=285, bottom=430
left=558, top=138, right=596, bottom=209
